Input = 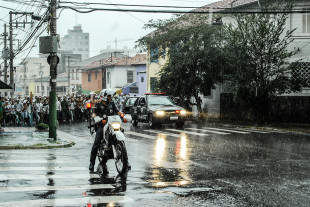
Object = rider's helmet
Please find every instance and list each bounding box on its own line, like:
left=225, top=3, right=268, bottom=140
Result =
left=100, top=94, right=108, bottom=102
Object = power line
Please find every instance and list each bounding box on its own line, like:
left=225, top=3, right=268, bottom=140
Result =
left=58, top=5, right=310, bottom=14
left=60, top=1, right=202, bottom=9
left=104, top=0, right=146, bottom=24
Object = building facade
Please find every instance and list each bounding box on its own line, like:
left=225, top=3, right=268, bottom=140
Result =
left=59, top=25, right=90, bottom=61
left=81, top=54, right=146, bottom=94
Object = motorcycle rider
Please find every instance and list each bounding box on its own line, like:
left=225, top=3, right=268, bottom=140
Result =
left=89, top=93, right=120, bottom=173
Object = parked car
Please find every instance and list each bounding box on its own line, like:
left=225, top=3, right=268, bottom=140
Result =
left=130, top=93, right=188, bottom=128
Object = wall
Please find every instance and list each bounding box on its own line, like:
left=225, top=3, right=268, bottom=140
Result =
left=82, top=69, right=103, bottom=92
left=106, top=66, right=136, bottom=89
left=136, top=64, right=146, bottom=95
left=146, top=50, right=167, bottom=92
left=220, top=93, right=310, bottom=123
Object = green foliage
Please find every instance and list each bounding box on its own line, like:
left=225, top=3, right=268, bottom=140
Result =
left=35, top=123, right=49, bottom=131
left=137, top=14, right=224, bottom=114
left=223, top=0, right=299, bottom=122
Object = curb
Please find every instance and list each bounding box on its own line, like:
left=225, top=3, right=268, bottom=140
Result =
left=0, top=141, right=75, bottom=150
left=186, top=120, right=310, bottom=134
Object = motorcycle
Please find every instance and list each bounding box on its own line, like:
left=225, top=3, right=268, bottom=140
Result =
left=91, top=113, right=129, bottom=175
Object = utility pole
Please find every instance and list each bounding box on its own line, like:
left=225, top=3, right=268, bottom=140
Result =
left=3, top=24, right=8, bottom=84
left=49, top=0, right=58, bottom=140
left=9, top=11, right=34, bottom=96
left=67, top=56, right=71, bottom=95
left=9, top=12, right=14, bottom=94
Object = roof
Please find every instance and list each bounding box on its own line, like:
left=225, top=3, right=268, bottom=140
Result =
left=80, top=54, right=147, bottom=71
left=145, top=0, right=258, bottom=37
left=194, top=0, right=257, bottom=12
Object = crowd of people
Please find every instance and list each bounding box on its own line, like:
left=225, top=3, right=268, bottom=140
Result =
left=0, top=93, right=127, bottom=127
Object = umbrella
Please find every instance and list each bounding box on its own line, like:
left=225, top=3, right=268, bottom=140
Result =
left=0, top=80, right=13, bottom=92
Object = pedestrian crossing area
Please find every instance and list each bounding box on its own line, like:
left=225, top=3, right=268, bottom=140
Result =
left=0, top=151, right=133, bottom=206
left=126, top=126, right=286, bottom=140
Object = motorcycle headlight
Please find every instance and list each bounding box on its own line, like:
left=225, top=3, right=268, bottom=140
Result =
left=111, top=122, right=121, bottom=130
left=180, top=110, right=187, bottom=115
left=155, top=111, right=165, bottom=116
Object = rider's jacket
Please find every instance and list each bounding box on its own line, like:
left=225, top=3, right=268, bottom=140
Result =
left=95, top=101, right=119, bottom=117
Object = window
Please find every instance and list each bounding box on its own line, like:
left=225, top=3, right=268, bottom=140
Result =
left=291, top=62, right=310, bottom=88
left=37, top=86, right=40, bottom=93
left=95, top=71, right=98, bottom=80
left=141, top=76, right=144, bottom=82
left=302, top=14, right=310, bottom=34
left=42, top=86, right=44, bottom=93
left=127, top=71, right=133, bottom=83
left=88, top=74, right=91, bottom=82
left=150, top=47, right=159, bottom=63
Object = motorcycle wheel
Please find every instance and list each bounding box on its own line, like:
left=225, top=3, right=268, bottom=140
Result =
left=115, top=141, right=128, bottom=175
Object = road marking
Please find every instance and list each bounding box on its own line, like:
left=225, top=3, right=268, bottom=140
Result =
left=0, top=167, right=87, bottom=171
left=125, top=131, right=157, bottom=140
left=0, top=173, right=100, bottom=180
left=230, top=128, right=271, bottom=133
left=0, top=184, right=114, bottom=193
left=0, top=160, right=77, bottom=164
left=165, top=129, right=209, bottom=136
left=186, top=128, right=230, bottom=135
left=0, top=196, right=134, bottom=206
left=144, top=130, right=181, bottom=137
left=202, top=127, right=250, bottom=134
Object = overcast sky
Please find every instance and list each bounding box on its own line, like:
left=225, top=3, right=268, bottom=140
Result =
left=0, top=0, right=217, bottom=65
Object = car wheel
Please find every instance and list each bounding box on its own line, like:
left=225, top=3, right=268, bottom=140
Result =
left=149, top=114, right=156, bottom=128
left=132, top=119, right=138, bottom=126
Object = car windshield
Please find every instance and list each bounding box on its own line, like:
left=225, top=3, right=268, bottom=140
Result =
left=147, top=96, right=175, bottom=106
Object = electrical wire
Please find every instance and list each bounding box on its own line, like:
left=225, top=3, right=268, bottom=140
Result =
left=104, top=0, right=146, bottom=24
left=59, top=1, right=201, bottom=9
left=58, top=5, right=309, bottom=14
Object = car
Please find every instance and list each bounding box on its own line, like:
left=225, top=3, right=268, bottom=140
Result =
left=130, top=93, right=188, bottom=128
left=122, top=96, right=139, bottom=114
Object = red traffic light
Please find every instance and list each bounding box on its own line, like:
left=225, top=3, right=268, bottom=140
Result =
left=86, top=102, right=91, bottom=109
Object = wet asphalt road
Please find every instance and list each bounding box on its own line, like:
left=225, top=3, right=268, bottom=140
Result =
left=0, top=121, right=309, bottom=206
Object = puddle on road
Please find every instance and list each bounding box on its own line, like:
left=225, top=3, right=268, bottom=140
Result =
left=142, top=166, right=192, bottom=188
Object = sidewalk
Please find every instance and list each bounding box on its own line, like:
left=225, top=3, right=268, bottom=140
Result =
left=197, top=118, right=310, bottom=134
left=0, top=127, right=75, bottom=150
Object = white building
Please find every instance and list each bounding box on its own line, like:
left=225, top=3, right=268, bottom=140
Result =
left=59, top=25, right=90, bottom=61
left=20, top=57, right=50, bottom=97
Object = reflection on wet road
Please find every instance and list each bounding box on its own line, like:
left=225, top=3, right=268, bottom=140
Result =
left=0, top=122, right=309, bottom=206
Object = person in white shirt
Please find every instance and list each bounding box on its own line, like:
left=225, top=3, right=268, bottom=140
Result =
left=14, top=99, right=23, bottom=124
left=69, top=98, right=75, bottom=122
left=42, top=99, right=49, bottom=124
left=34, top=98, right=43, bottom=124
left=56, top=97, right=62, bottom=124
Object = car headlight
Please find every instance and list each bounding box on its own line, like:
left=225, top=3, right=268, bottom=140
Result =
left=180, top=110, right=187, bottom=115
left=111, top=123, right=121, bottom=130
left=155, top=111, right=165, bottom=116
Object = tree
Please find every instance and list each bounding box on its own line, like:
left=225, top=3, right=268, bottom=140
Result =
left=137, top=15, right=224, bottom=118
left=223, top=0, right=302, bottom=122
